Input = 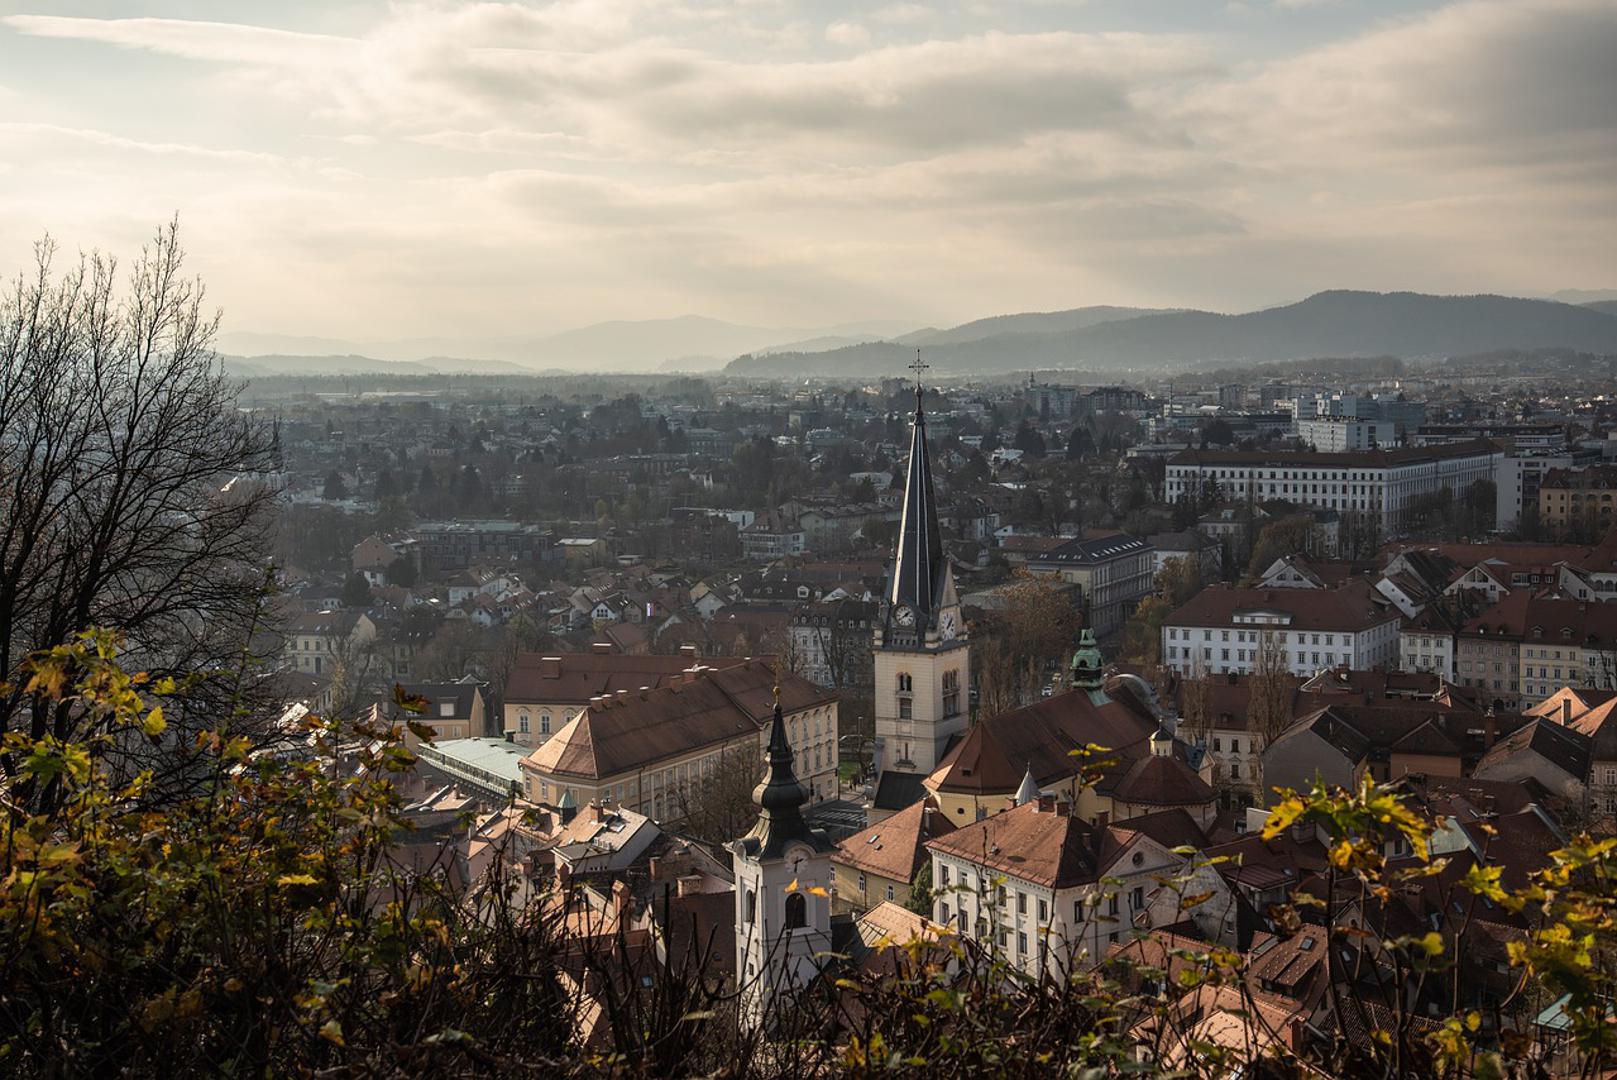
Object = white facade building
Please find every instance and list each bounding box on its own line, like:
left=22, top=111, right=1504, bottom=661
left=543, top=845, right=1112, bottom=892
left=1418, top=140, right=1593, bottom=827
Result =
left=1161, top=582, right=1402, bottom=678
left=1296, top=417, right=1396, bottom=452
left=926, top=798, right=1235, bottom=979
left=1165, top=441, right=1501, bottom=539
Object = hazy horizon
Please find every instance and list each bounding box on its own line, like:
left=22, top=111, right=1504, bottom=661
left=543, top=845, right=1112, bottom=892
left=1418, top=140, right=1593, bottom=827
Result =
left=2, top=0, right=1615, bottom=353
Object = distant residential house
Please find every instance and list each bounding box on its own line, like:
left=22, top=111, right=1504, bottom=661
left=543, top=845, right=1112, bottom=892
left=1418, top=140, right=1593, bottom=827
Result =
left=1147, top=531, right=1220, bottom=582
left=831, top=797, right=955, bottom=915
left=1471, top=718, right=1590, bottom=805
left=283, top=610, right=377, bottom=676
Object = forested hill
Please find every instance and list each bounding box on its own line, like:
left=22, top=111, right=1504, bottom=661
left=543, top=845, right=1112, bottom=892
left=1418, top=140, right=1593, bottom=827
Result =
left=725, top=290, right=1617, bottom=377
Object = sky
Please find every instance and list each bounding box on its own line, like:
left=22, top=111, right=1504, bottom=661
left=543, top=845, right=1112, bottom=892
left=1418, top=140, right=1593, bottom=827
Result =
left=1, top=0, right=1614, bottom=347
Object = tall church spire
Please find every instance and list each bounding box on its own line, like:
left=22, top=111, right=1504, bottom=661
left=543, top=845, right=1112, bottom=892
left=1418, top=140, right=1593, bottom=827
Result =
left=890, top=351, right=945, bottom=628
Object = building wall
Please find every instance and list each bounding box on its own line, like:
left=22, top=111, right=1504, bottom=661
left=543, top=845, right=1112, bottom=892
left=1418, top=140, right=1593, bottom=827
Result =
left=830, top=863, right=910, bottom=915
left=522, top=701, right=839, bottom=818
left=873, top=641, right=969, bottom=775
left=1163, top=619, right=1400, bottom=679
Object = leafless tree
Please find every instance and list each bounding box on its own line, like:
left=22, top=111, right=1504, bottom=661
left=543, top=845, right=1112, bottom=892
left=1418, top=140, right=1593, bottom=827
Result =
left=0, top=221, right=280, bottom=793
left=670, top=744, right=764, bottom=845
left=1249, top=629, right=1299, bottom=750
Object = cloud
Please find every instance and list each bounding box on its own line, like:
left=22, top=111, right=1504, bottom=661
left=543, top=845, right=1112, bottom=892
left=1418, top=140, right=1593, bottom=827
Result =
left=824, top=20, right=871, bottom=47
left=1, top=15, right=353, bottom=66
left=2, top=0, right=1614, bottom=336
left=0, top=122, right=287, bottom=165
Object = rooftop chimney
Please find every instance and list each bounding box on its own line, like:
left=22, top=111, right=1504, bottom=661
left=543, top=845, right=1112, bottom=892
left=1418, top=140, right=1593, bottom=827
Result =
left=1037, top=793, right=1057, bottom=814
left=1563, top=697, right=1573, bottom=724
left=1483, top=708, right=1497, bottom=749
left=679, top=644, right=699, bottom=659
left=539, top=656, right=561, bottom=678
left=591, top=642, right=613, bottom=654
left=676, top=874, right=704, bottom=898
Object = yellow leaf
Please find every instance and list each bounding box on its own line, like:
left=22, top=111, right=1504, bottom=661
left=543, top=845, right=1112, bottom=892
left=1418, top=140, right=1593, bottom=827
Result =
left=142, top=706, right=166, bottom=738
left=320, top=1019, right=345, bottom=1046
left=277, top=873, right=318, bottom=887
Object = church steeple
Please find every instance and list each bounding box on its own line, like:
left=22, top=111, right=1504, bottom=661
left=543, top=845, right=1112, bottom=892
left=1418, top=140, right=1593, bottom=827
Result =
left=743, top=692, right=818, bottom=857
left=889, top=351, right=946, bottom=631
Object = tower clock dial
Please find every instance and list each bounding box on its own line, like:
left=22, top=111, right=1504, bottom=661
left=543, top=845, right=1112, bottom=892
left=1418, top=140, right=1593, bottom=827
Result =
left=939, top=611, right=957, bottom=640
left=895, top=604, right=916, bottom=627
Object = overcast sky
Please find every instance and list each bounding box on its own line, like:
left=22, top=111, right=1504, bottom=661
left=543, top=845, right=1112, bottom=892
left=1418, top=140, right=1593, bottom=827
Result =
left=2, top=0, right=1614, bottom=343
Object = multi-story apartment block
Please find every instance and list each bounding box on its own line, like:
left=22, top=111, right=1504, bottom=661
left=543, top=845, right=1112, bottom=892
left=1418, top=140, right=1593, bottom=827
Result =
left=1161, top=581, right=1401, bottom=679
left=1024, top=532, right=1155, bottom=637
left=1296, top=417, right=1396, bottom=452
left=1540, top=466, right=1617, bottom=535
left=1164, top=441, right=1502, bottom=538
left=1455, top=591, right=1617, bottom=707
left=282, top=610, right=377, bottom=677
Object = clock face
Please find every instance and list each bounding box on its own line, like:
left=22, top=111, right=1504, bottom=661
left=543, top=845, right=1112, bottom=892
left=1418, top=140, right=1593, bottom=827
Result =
left=940, top=612, right=957, bottom=640
left=895, top=605, right=915, bottom=627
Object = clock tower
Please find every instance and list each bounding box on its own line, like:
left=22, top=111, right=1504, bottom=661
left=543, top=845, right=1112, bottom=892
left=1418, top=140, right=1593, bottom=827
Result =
left=873, top=356, right=970, bottom=783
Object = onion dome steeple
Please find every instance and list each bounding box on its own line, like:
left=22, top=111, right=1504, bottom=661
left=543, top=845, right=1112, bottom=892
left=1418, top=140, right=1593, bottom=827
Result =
left=740, top=686, right=833, bottom=859
left=888, top=351, right=948, bottom=634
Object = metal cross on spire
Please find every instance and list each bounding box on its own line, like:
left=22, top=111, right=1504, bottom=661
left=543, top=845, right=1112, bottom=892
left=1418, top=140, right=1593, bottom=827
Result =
left=910, top=349, right=928, bottom=404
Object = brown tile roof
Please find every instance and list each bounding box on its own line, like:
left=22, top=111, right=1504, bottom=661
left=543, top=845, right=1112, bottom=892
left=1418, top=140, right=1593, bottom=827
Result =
left=1110, top=754, right=1215, bottom=808
left=925, top=801, right=1099, bottom=889
left=504, top=650, right=747, bottom=706
left=523, top=660, right=836, bottom=781
left=926, top=684, right=1162, bottom=796
left=1166, top=579, right=1396, bottom=633
left=834, top=797, right=956, bottom=883
left=1475, top=718, right=1591, bottom=782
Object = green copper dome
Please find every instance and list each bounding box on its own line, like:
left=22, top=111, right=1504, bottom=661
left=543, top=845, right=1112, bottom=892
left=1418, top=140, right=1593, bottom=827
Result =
left=1070, top=627, right=1104, bottom=691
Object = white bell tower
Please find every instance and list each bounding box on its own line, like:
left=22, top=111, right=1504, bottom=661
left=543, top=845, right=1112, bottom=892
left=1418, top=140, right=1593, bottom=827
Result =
left=730, top=689, right=836, bottom=1030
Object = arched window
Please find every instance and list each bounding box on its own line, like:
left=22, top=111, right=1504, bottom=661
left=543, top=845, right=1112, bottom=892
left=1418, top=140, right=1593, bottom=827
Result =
left=784, top=891, right=807, bottom=930
left=744, top=889, right=756, bottom=925
left=519, top=711, right=530, bottom=734
left=540, top=712, right=552, bottom=735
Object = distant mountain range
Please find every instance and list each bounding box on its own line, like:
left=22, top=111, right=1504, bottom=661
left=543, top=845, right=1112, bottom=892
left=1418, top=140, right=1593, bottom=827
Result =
left=723, top=291, right=1617, bottom=377
left=217, top=290, right=1617, bottom=379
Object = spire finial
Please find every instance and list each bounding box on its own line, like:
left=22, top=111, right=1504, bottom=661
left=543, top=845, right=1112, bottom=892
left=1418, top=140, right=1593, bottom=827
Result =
left=910, top=349, right=928, bottom=407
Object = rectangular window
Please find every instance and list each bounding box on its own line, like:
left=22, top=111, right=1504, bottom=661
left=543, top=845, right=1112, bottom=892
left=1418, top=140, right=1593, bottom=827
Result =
left=1017, top=932, right=1028, bottom=954
left=1131, top=886, right=1144, bottom=910
left=1017, top=892, right=1027, bottom=915
left=1037, top=898, right=1048, bottom=921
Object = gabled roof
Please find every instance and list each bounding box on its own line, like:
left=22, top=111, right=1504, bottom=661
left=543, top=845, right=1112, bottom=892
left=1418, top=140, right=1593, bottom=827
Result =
left=834, top=797, right=955, bottom=882
left=925, top=684, right=1162, bottom=797
left=523, top=661, right=834, bottom=781
left=925, top=801, right=1099, bottom=889
left=1476, top=718, right=1592, bottom=781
